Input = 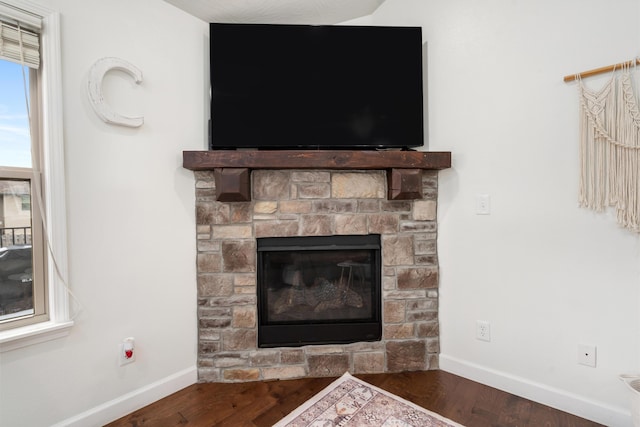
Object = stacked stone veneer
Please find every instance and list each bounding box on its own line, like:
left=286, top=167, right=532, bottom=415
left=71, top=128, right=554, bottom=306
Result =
left=194, top=168, right=440, bottom=382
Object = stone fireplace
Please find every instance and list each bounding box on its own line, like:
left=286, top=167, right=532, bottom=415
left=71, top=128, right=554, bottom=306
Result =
left=185, top=150, right=450, bottom=382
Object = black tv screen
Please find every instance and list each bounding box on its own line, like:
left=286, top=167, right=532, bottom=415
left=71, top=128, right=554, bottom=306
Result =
left=209, top=23, right=424, bottom=150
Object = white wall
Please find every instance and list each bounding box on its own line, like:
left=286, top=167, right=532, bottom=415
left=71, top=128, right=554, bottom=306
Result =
left=371, top=1, right=640, bottom=425
left=0, top=0, right=207, bottom=426
left=2, top=0, right=639, bottom=426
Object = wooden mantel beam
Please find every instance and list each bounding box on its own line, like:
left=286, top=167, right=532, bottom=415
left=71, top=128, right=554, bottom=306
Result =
left=183, top=150, right=452, bottom=201
left=183, top=150, right=451, bottom=171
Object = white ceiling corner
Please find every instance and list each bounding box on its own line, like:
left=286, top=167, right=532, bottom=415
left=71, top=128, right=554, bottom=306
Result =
left=163, top=0, right=385, bottom=25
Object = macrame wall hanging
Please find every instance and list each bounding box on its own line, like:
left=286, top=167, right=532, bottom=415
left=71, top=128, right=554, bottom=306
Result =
left=566, top=59, right=640, bottom=232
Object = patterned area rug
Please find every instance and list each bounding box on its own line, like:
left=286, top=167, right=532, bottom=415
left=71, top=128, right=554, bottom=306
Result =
left=274, top=372, right=464, bottom=427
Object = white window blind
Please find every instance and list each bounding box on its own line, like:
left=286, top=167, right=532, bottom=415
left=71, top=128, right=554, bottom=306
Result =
left=0, top=1, right=40, bottom=68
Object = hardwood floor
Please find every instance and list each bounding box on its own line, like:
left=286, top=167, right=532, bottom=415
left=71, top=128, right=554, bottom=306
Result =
left=106, top=370, right=604, bottom=427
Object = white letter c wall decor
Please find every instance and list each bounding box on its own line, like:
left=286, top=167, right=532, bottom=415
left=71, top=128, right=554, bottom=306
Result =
left=88, top=57, right=144, bottom=128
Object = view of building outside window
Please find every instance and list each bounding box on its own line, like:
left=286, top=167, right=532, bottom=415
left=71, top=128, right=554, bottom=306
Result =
left=0, top=59, right=35, bottom=320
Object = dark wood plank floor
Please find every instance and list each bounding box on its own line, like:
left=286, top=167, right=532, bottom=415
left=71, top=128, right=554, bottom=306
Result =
left=106, top=370, right=604, bottom=427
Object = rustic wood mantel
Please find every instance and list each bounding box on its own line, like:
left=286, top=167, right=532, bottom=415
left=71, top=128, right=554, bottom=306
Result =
left=183, top=150, right=451, bottom=201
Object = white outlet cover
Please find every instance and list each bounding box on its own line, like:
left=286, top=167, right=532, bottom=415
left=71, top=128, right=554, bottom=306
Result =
left=475, top=194, right=491, bottom=215
left=476, top=320, right=491, bottom=342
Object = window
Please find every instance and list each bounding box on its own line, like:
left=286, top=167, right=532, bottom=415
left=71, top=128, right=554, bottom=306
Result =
left=0, top=1, right=71, bottom=350
left=0, top=172, right=46, bottom=327
left=20, top=193, right=30, bottom=211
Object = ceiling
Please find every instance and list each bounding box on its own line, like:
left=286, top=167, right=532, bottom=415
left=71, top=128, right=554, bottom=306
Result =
left=163, top=0, right=385, bottom=25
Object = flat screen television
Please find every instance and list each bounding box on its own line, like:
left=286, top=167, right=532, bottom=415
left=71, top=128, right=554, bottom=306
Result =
left=209, top=23, right=424, bottom=150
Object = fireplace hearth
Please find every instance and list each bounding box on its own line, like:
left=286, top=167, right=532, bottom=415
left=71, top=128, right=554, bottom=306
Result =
left=185, top=150, right=449, bottom=383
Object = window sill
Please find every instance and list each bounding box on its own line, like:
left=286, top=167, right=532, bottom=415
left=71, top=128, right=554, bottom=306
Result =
left=0, top=320, right=74, bottom=353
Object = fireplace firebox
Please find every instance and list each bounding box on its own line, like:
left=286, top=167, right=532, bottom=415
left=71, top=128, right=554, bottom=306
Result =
left=257, top=234, right=382, bottom=348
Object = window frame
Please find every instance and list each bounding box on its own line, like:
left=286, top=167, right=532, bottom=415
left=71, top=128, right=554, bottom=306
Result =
left=0, top=0, right=72, bottom=352
left=0, top=168, right=47, bottom=329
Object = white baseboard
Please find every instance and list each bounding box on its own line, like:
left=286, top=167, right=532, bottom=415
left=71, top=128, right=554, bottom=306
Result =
left=52, top=366, right=198, bottom=427
left=439, top=354, right=631, bottom=427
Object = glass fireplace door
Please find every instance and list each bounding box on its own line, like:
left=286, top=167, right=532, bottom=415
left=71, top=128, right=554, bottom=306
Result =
left=257, top=234, right=382, bottom=347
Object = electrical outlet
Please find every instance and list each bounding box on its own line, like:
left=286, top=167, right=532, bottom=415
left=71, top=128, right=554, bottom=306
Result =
left=578, top=344, right=596, bottom=367
left=476, top=320, right=491, bottom=342
left=119, top=337, right=136, bottom=366
left=475, top=194, right=491, bottom=215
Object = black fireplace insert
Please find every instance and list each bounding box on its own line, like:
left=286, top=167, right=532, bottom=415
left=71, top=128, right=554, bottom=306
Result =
left=257, top=234, right=382, bottom=347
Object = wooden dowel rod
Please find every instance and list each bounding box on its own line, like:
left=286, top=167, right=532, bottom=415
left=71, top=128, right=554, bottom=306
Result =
left=564, top=58, right=640, bottom=82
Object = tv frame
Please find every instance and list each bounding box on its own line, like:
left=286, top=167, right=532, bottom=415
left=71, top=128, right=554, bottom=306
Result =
left=208, top=23, right=425, bottom=151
